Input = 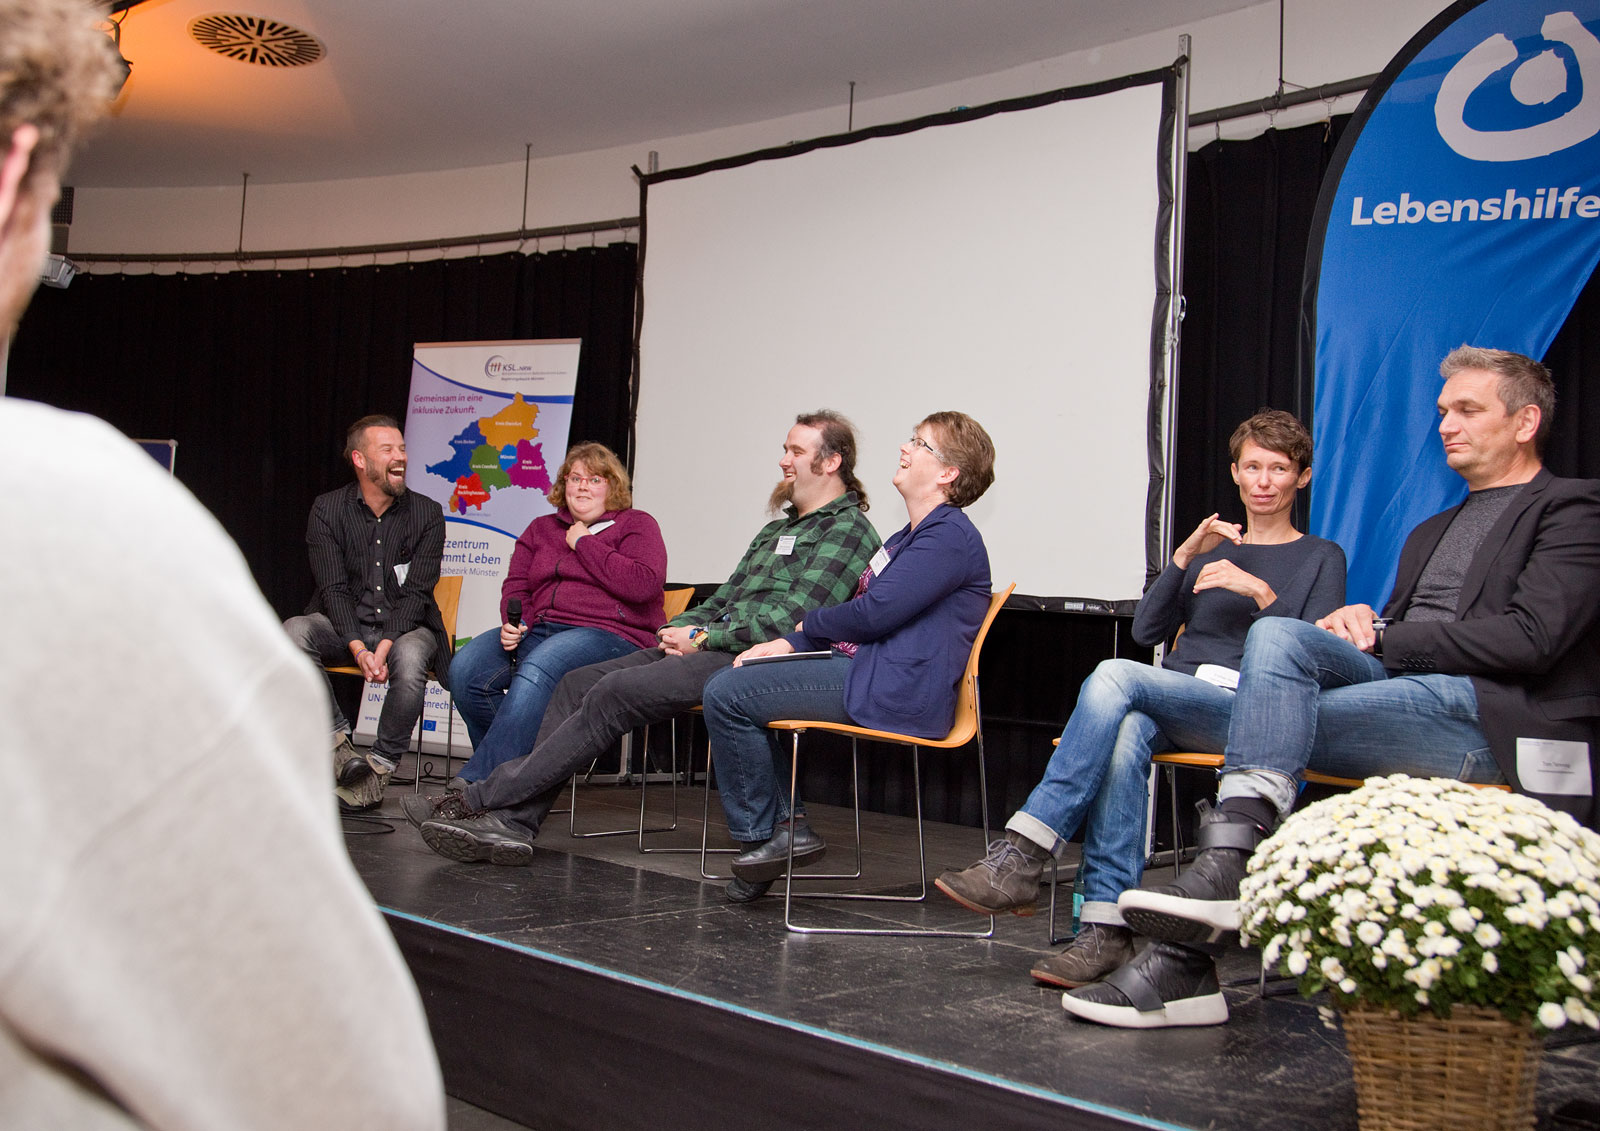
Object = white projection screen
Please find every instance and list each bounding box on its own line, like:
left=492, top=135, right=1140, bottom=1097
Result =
left=633, top=71, right=1175, bottom=604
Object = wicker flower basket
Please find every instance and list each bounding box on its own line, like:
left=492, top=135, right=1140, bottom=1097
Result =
left=1340, top=1005, right=1543, bottom=1131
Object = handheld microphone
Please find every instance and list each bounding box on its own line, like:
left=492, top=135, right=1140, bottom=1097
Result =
left=506, top=599, right=523, bottom=665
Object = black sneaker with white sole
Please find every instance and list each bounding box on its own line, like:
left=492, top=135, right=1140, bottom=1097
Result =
left=1060, top=941, right=1227, bottom=1029
left=1118, top=802, right=1270, bottom=944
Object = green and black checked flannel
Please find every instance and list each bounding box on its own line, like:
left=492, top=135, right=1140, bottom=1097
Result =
left=667, top=491, right=881, bottom=654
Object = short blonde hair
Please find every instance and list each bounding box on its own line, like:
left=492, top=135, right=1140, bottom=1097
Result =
left=547, top=442, right=632, bottom=511
left=921, top=411, right=995, bottom=508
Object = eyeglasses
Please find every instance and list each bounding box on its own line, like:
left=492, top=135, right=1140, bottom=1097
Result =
left=907, top=433, right=948, bottom=464
left=565, top=474, right=606, bottom=489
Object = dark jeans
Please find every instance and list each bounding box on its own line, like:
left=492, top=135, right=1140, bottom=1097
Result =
left=284, top=612, right=436, bottom=769
left=465, top=647, right=734, bottom=838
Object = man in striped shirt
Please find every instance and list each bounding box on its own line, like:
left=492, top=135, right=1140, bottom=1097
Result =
left=285, top=415, right=450, bottom=811
left=406, top=410, right=881, bottom=864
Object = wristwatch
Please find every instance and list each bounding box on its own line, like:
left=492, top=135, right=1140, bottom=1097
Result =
left=687, top=626, right=708, bottom=650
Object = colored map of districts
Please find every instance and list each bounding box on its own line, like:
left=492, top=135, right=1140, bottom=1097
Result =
left=424, top=393, right=552, bottom=514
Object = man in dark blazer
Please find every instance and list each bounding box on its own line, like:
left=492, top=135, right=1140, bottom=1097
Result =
left=1068, top=346, right=1600, bottom=1030
left=285, top=415, right=450, bottom=811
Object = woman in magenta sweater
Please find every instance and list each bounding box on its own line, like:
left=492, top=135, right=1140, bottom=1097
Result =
left=448, top=443, right=667, bottom=782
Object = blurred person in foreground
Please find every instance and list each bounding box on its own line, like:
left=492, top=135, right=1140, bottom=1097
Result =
left=0, top=1, right=444, bottom=1126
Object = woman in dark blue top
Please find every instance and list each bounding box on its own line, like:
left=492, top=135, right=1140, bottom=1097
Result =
left=935, top=410, right=1345, bottom=990
left=701, top=412, right=996, bottom=902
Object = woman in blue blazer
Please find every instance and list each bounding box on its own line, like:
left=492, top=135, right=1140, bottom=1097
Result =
left=701, top=411, right=995, bottom=902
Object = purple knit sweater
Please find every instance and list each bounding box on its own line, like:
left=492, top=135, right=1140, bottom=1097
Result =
left=500, top=508, right=667, bottom=649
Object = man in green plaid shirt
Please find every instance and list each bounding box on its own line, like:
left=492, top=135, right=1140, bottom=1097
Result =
left=409, top=410, right=881, bottom=864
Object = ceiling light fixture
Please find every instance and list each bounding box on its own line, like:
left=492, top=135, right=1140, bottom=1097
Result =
left=188, top=14, right=325, bottom=67
left=106, top=19, right=131, bottom=97
left=101, top=1, right=145, bottom=99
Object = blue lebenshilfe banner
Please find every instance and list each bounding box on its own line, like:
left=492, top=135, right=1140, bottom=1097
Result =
left=1309, top=0, right=1600, bottom=606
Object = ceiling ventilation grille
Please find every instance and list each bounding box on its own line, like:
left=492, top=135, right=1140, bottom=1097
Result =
left=188, top=14, right=325, bottom=67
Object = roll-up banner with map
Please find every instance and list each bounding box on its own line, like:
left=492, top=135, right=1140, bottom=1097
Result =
left=354, top=339, right=581, bottom=753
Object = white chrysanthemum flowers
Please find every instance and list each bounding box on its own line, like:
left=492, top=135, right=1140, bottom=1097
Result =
left=1237, top=774, right=1600, bottom=1031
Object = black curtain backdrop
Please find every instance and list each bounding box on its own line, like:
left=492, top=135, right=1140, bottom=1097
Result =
left=1176, top=119, right=1349, bottom=533
left=11, top=123, right=1600, bottom=834
left=9, top=244, right=638, bottom=621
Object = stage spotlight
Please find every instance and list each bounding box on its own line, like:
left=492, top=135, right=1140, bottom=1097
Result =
left=103, top=0, right=149, bottom=99
left=106, top=19, right=131, bottom=98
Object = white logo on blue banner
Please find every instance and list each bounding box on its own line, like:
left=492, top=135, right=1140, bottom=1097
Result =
left=1436, top=12, right=1600, bottom=160
left=1308, top=0, right=1600, bottom=606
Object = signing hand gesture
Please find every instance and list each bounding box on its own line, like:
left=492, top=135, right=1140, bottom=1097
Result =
left=1316, top=603, right=1381, bottom=652
left=1192, top=558, right=1277, bottom=610
left=565, top=520, right=590, bottom=550
left=1173, top=513, right=1244, bottom=570
left=733, top=639, right=794, bottom=667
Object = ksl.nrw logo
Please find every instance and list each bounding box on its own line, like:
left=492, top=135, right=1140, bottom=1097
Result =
left=1435, top=10, right=1600, bottom=161
left=484, top=355, right=535, bottom=377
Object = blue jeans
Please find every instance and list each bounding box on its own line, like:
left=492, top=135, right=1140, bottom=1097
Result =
left=700, top=654, right=855, bottom=842
left=448, top=622, right=640, bottom=782
left=1006, top=659, right=1237, bottom=925
left=1221, top=617, right=1503, bottom=814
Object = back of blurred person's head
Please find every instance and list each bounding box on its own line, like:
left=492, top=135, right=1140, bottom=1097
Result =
left=0, top=0, right=120, bottom=329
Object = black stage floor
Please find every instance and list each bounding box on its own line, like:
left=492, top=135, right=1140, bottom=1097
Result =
left=347, top=758, right=1600, bottom=1131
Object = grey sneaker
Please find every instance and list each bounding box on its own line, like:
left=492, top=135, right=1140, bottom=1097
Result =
left=335, top=767, right=389, bottom=812
left=933, top=830, right=1050, bottom=916
left=1030, top=923, right=1136, bottom=988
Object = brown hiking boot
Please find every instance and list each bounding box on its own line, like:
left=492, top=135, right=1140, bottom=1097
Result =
left=1030, top=923, right=1136, bottom=988
left=934, top=830, right=1051, bottom=916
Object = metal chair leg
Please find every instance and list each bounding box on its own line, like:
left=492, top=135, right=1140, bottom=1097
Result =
left=569, top=725, right=683, bottom=839
left=699, top=736, right=863, bottom=879
left=1166, top=763, right=1182, bottom=878
left=783, top=733, right=994, bottom=939
left=697, top=742, right=741, bottom=875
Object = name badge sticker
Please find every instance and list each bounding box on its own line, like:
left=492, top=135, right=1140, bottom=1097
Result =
left=868, top=547, right=891, bottom=577
left=775, top=535, right=797, bottom=555
left=1516, top=737, right=1592, bottom=796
